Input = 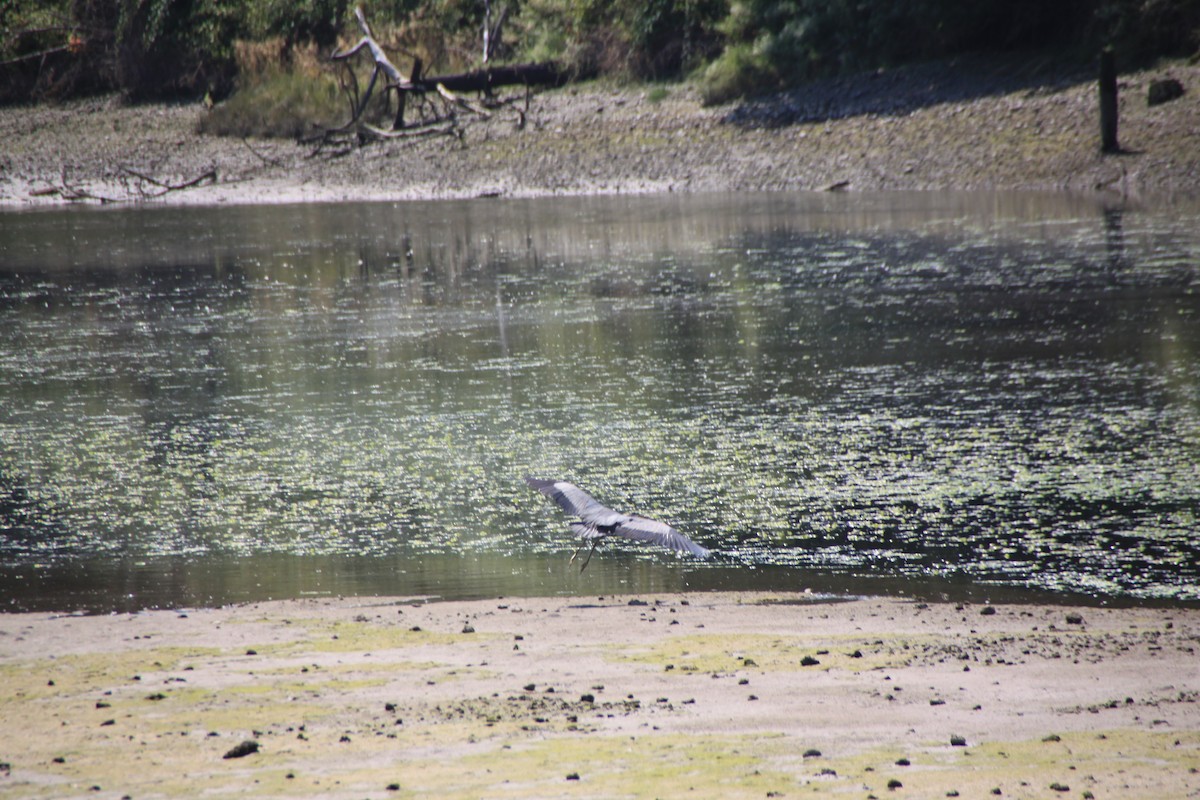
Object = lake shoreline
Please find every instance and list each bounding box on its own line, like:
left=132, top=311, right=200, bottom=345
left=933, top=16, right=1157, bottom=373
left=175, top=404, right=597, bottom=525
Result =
left=2, top=55, right=1198, bottom=209
left=1, top=591, right=1197, bottom=798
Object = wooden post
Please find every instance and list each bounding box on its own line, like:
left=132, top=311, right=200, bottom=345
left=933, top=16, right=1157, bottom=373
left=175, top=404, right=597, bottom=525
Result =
left=1099, top=48, right=1119, bottom=153
left=394, top=57, right=421, bottom=130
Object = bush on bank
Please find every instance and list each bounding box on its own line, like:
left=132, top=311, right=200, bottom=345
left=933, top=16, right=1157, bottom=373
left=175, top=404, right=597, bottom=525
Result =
left=1, top=0, right=1196, bottom=105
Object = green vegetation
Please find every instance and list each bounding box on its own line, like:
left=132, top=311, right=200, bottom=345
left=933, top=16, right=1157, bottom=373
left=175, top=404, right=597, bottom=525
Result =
left=2, top=1, right=1197, bottom=104
left=195, top=41, right=348, bottom=137
left=699, top=0, right=1200, bottom=103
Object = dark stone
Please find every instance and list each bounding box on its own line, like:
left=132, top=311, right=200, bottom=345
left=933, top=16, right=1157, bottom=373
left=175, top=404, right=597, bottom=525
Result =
left=1148, top=78, right=1185, bottom=106
left=222, top=740, right=259, bottom=759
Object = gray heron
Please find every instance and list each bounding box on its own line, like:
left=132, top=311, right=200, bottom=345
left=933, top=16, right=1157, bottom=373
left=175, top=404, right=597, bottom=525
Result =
left=525, top=477, right=711, bottom=571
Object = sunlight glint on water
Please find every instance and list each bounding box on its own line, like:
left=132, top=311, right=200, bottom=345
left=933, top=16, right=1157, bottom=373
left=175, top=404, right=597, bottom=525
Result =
left=1, top=192, right=1198, bottom=610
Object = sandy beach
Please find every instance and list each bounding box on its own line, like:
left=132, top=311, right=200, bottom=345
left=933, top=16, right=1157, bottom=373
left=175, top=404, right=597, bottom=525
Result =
left=1, top=592, right=1197, bottom=798
left=2, top=56, right=1199, bottom=208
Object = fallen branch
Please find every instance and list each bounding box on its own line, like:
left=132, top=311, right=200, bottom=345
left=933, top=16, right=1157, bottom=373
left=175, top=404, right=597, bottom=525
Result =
left=0, top=45, right=70, bottom=67
left=240, top=137, right=284, bottom=167
left=359, top=122, right=460, bottom=140
left=325, top=5, right=568, bottom=135
left=29, top=167, right=216, bottom=204
left=31, top=184, right=120, bottom=204
left=120, top=166, right=218, bottom=198
left=332, top=6, right=409, bottom=87
left=417, top=63, right=569, bottom=95
left=435, top=82, right=491, bottom=118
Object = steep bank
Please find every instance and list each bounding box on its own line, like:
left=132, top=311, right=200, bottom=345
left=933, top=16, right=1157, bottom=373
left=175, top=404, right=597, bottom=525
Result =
left=1, top=56, right=1197, bottom=207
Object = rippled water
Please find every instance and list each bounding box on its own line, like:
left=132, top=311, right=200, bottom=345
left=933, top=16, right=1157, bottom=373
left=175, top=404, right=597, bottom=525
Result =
left=2, top=192, right=1198, bottom=611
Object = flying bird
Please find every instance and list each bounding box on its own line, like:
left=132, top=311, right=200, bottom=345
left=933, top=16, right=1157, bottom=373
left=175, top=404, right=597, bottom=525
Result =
left=525, top=477, right=711, bottom=571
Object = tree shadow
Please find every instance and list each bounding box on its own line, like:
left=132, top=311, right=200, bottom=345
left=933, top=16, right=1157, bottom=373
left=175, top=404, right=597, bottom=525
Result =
left=723, top=52, right=1094, bottom=129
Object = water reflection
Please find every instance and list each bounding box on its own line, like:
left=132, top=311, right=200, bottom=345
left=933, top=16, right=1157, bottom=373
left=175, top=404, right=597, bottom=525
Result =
left=1, top=192, right=1198, bottom=611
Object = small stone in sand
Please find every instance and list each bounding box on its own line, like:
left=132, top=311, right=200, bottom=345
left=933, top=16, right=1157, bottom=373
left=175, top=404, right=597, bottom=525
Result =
left=222, top=740, right=259, bottom=759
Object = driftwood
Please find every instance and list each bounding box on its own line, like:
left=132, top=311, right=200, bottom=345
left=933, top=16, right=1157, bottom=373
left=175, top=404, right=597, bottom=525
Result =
left=424, top=63, right=568, bottom=95
left=30, top=166, right=217, bottom=204
left=319, top=5, right=566, bottom=146
left=119, top=166, right=218, bottom=196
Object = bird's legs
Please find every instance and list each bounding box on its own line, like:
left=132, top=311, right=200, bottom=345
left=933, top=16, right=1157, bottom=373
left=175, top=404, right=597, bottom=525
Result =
left=570, top=539, right=598, bottom=572
left=578, top=541, right=598, bottom=572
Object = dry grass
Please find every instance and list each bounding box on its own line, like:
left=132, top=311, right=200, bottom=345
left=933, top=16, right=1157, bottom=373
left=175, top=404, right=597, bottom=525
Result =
left=198, top=39, right=364, bottom=139
left=197, top=14, right=483, bottom=141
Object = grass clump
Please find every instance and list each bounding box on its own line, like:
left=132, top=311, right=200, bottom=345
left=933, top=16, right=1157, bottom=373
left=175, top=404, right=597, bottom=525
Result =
left=198, top=40, right=348, bottom=139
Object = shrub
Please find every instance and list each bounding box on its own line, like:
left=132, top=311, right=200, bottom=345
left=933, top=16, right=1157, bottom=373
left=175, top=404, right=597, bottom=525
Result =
left=104, top=0, right=247, bottom=99
left=198, top=40, right=346, bottom=137
left=698, top=0, right=1200, bottom=103
left=698, top=42, right=772, bottom=105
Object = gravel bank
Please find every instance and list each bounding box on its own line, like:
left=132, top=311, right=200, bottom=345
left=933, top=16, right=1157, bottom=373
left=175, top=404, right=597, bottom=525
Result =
left=1, top=56, right=1198, bottom=207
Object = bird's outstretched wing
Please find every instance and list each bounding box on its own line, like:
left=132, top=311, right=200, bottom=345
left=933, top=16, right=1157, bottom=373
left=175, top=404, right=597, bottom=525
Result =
left=525, top=477, right=710, bottom=558
left=614, top=515, right=711, bottom=558
left=524, top=477, right=625, bottom=527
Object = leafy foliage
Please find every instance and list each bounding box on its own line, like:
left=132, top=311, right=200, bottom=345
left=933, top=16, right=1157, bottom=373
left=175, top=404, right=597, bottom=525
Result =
left=700, top=0, right=1200, bottom=103
left=2, top=0, right=1197, bottom=104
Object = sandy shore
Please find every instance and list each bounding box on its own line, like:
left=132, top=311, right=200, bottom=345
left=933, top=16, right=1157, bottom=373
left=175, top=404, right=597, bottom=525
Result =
left=1, top=592, right=1197, bottom=798
left=2, top=56, right=1199, bottom=208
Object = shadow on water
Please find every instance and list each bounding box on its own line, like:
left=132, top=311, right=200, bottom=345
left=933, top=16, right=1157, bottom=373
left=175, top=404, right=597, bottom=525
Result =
left=2, top=191, right=1199, bottom=612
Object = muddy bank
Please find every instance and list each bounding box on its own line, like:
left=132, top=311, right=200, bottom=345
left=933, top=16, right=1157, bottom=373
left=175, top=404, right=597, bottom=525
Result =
left=1, top=592, right=1197, bottom=798
left=1, top=56, right=1198, bottom=208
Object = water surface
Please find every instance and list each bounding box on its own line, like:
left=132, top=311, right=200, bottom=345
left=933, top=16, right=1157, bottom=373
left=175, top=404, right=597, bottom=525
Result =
left=2, top=192, right=1198, bottom=611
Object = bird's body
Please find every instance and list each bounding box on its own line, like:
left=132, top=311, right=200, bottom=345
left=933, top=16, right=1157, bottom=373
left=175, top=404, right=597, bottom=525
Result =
left=525, top=477, right=711, bottom=571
